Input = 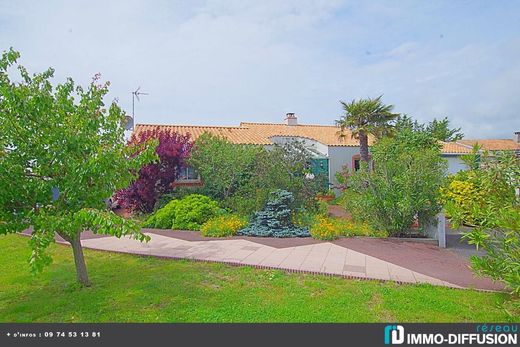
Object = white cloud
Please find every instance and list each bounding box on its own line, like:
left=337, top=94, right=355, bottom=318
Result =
left=0, top=0, right=519, bottom=138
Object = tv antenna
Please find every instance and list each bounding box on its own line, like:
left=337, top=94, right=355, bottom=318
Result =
left=126, top=86, right=148, bottom=131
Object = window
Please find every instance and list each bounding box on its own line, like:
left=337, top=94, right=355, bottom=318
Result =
left=178, top=166, right=200, bottom=181
left=354, top=158, right=361, bottom=172
left=352, top=154, right=373, bottom=171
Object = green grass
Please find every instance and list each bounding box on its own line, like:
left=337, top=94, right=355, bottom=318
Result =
left=0, top=234, right=517, bottom=322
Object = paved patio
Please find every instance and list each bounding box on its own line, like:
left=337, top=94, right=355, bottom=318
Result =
left=65, top=229, right=503, bottom=291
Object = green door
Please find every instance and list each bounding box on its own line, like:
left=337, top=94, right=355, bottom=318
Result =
left=310, top=158, right=329, bottom=188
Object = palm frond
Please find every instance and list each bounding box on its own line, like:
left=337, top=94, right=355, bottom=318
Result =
left=336, top=96, right=399, bottom=141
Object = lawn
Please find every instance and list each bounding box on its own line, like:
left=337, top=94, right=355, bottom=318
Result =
left=0, top=234, right=517, bottom=323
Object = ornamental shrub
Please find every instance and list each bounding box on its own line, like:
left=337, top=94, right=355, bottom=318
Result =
left=144, top=194, right=220, bottom=230
left=440, top=174, right=485, bottom=225
left=237, top=190, right=310, bottom=237
left=308, top=215, right=387, bottom=240
left=189, top=134, right=327, bottom=217
left=342, top=129, right=447, bottom=236
left=144, top=199, right=180, bottom=229
left=114, top=129, right=193, bottom=213
left=441, top=147, right=515, bottom=226
left=309, top=216, right=339, bottom=240
left=444, top=149, right=520, bottom=295
left=200, top=215, right=248, bottom=237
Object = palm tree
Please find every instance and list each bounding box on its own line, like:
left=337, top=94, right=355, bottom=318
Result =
left=336, top=96, right=399, bottom=165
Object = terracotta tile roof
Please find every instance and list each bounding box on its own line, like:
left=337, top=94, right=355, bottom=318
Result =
left=134, top=124, right=271, bottom=145
left=456, top=139, right=520, bottom=151
left=239, top=122, right=370, bottom=146
left=134, top=122, right=365, bottom=146
left=134, top=122, right=516, bottom=155
left=440, top=141, right=473, bottom=154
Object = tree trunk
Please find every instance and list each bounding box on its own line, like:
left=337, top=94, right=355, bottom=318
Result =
left=58, top=232, right=91, bottom=287
left=359, top=131, right=370, bottom=164
left=70, top=236, right=91, bottom=286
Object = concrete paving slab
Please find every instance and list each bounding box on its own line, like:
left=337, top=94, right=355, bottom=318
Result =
left=28, top=228, right=502, bottom=291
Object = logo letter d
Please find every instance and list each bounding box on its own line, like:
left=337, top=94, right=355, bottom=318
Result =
left=392, top=326, right=405, bottom=344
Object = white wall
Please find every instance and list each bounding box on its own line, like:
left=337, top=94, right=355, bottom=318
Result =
left=444, top=155, right=467, bottom=175
left=266, top=140, right=467, bottom=190
left=269, top=136, right=328, bottom=156
left=327, top=146, right=361, bottom=188
left=327, top=149, right=467, bottom=192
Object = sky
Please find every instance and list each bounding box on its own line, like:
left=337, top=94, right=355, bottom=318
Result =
left=1, top=0, right=520, bottom=139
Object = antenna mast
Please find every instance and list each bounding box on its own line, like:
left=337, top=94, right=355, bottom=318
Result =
left=128, top=86, right=148, bottom=131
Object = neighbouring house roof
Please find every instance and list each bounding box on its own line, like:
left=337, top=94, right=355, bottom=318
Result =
left=439, top=141, right=474, bottom=154
left=134, top=122, right=517, bottom=155
left=455, top=139, right=520, bottom=152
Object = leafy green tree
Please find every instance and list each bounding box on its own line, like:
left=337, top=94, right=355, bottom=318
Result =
left=396, top=115, right=463, bottom=142
left=187, top=135, right=325, bottom=216
left=336, top=96, right=399, bottom=164
left=240, top=139, right=328, bottom=213
left=426, top=117, right=464, bottom=142
left=444, top=149, right=520, bottom=294
left=0, top=49, right=156, bottom=286
left=395, top=114, right=424, bottom=133
left=188, top=133, right=262, bottom=200
left=343, top=129, right=447, bottom=236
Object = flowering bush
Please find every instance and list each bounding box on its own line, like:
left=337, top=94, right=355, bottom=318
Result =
left=144, top=194, right=220, bottom=230
left=309, top=215, right=387, bottom=240
left=200, top=215, right=248, bottom=237
left=440, top=175, right=485, bottom=224
left=115, top=129, right=193, bottom=213
left=309, top=216, right=339, bottom=240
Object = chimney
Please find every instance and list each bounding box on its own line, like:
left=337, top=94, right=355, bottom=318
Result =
left=515, top=131, right=520, bottom=143
left=285, top=112, right=298, bottom=126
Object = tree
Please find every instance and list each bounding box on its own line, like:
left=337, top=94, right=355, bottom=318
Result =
left=343, top=128, right=447, bottom=236
left=187, top=134, right=325, bottom=216
left=247, top=140, right=328, bottom=211
left=114, top=129, right=193, bottom=213
left=396, top=115, right=464, bottom=142
left=426, top=117, right=464, bottom=142
left=0, top=49, right=156, bottom=286
left=395, top=114, right=424, bottom=133
left=336, top=96, right=399, bottom=164
left=187, top=133, right=262, bottom=200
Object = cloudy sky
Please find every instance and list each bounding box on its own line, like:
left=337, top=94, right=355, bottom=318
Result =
left=1, top=0, right=519, bottom=138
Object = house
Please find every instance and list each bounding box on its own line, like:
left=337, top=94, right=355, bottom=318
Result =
left=134, top=113, right=520, bottom=189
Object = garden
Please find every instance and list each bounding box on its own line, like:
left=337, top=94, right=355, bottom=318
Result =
left=1, top=49, right=518, bottom=322
left=115, top=131, right=387, bottom=241
left=115, top=103, right=460, bottom=244
left=112, top=98, right=520, bottom=299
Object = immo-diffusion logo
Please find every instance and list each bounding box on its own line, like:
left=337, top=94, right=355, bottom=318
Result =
left=384, top=325, right=404, bottom=345
left=383, top=324, right=518, bottom=345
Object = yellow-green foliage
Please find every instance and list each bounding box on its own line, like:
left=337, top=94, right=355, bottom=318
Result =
left=442, top=150, right=520, bottom=294
left=200, top=215, right=248, bottom=237
left=144, top=194, right=220, bottom=230
left=441, top=176, right=484, bottom=212
left=309, top=215, right=387, bottom=240
left=309, top=216, right=340, bottom=240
